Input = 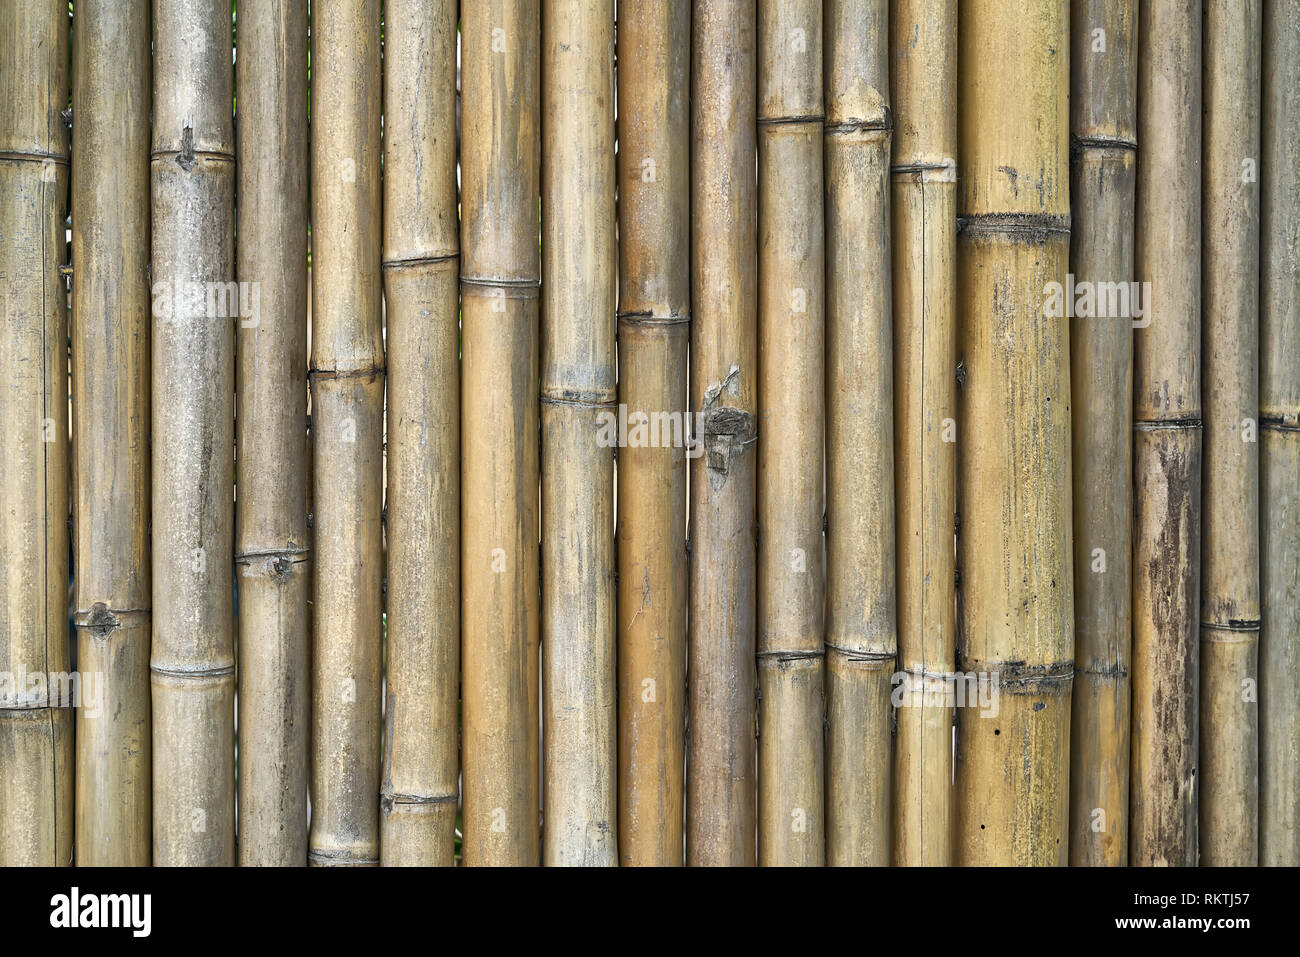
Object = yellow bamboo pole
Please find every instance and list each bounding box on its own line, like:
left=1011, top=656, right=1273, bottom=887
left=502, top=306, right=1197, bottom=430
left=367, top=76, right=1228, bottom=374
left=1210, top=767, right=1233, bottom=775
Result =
left=380, top=0, right=461, bottom=868
left=688, top=0, right=759, bottom=866
left=1129, top=0, right=1201, bottom=867
left=235, top=0, right=310, bottom=867
left=889, top=0, right=956, bottom=867
left=460, top=0, right=541, bottom=866
left=756, top=0, right=825, bottom=868
left=0, top=0, right=72, bottom=867
left=150, top=0, right=236, bottom=866
left=541, top=0, right=618, bottom=866
left=1199, top=0, right=1261, bottom=867
left=1066, top=0, right=1136, bottom=867
left=615, top=0, right=690, bottom=868
left=955, top=0, right=1073, bottom=867
left=1259, top=0, right=1300, bottom=869
left=824, top=0, right=895, bottom=866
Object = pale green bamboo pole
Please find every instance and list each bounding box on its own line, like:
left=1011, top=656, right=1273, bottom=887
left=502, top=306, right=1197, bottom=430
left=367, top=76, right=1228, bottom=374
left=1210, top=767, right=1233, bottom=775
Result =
left=1067, top=0, right=1136, bottom=867
left=235, top=0, right=310, bottom=867
left=1259, top=0, right=1300, bottom=869
left=0, top=0, right=72, bottom=866
left=1199, top=0, right=1261, bottom=867
left=381, top=0, right=461, bottom=867
left=150, top=0, right=236, bottom=866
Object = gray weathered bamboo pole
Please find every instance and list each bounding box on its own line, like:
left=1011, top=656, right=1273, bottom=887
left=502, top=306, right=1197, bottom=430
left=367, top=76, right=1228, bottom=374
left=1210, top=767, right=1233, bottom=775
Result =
left=1199, top=0, right=1261, bottom=867
left=615, top=0, right=690, bottom=868
left=1067, top=0, right=1136, bottom=867
left=954, top=0, right=1073, bottom=866
left=0, top=0, right=72, bottom=867
left=150, top=0, right=236, bottom=866
left=1259, top=0, right=1300, bottom=869
left=889, top=0, right=956, bottom=867
left=235, top=0, right=310, bottom=867
left=688, top=0, right=759, bottom=867
left=1129, top=0, right=1201, bottom=867
left=381, top=0, right=461, bottom=867
left=756, top=0, right=825, bottom=868
left=308, top=0, right=384, bottom=867
left=541, top=0, right=618, bottom=866
left=460, top=0, right=541, bottom=866
left=69, top=0, right=153, bottom=867
left=824, top=0, right=895, bottom=866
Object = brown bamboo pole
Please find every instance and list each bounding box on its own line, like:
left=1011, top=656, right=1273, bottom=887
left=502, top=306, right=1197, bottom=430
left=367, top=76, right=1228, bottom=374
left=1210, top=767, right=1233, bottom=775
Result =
left=954, top=0, right=1072, bottom=866
left=688, top=0, right=759, bottom=867
left=235, top=0, right=310, bottom=867
left=68, top=0, right=152, bottom=868
left=824, top=0, right=895, bottom=866
left=888, top=0, right=956, bottom=867
left=150, top=0, right=236, bottom=866
left=615, top=0, right=690, bottom=868
left=540, top=0, right=618, bottom=866
left=460, top=0, right=541, bottom=866
left=1259, top=0, right=1300, bottom=869
left=0, top=0, right=72, bottom=867
left=1199, top=0, right=1261, bottom=868
left=308, top=0, right=384, bottom=868
left=1129, top=0, right=1201, bottom=867
left=1066, top=0, right=1136, bottom=867
left=756, top=0, right=824, bottom=868
left=380, top=0, right=461, bottom=867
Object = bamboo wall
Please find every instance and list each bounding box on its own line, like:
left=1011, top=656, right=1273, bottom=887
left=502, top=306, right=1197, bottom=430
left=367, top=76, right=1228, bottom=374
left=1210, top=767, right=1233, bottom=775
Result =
left=0, top=0, right=1295, bottom=868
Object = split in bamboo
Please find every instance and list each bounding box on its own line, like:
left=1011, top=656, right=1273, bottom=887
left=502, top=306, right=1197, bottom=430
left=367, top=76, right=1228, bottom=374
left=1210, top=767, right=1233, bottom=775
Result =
left=1199, top=0, right=1261, bottom=868
left=688, top=0, right=759, bottom=867
left=308, top=0, right=384, bottom=868
left=0, top=0, right=72, bottom=867
left=824, top=0, right=895, bottom=866
left=235, top=0, right=310, bottom=867
left=889, top=0, right=957, bottom=867
left=1258, top=0, right=1300, bottom=869
left=1129, top=0, right=1202, bottom=867
left=954, top=0, right=1073, bottom=866
left=756, top=0, right=825, bottom=868
left=68, top=0, right=153, bottom=867
left=381, top=0, right=461, bottom=867
left=1067, top=0, right=1136, bottom=867
left=460, top=0, right=541, bottom=866
left=615, top=0, right=691, bottom=868
left=541, top=0, right=618, bottom=866
left=150, top=0, right=236, bottom=866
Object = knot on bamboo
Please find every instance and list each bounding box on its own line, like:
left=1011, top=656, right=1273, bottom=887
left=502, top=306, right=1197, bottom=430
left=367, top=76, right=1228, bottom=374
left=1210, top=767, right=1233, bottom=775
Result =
left=699, top=364, right=756, bottom=490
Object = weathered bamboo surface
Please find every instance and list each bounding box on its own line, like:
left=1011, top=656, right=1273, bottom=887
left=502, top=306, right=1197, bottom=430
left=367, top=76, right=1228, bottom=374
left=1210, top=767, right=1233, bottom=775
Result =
left=0, top=0, right=72, bottom=867
left=1130, top=0, right=1202, bottom=867
left=150, top=0, right=236, bottom=866
left=1067, top=0, right=1136, bottom=867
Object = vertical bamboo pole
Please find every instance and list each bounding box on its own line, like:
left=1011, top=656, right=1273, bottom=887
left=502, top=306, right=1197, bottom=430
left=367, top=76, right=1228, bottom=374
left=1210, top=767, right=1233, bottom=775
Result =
left=1129, top=0, right=1201, bottom=867
left=381, top=0, right=461, bottom=867
left=688, top=0, right=758, bottom=867
left=756, top=0, right=824, bottom=868
left=541, top=0, right=618, bottom=866
left=615, top=0, right=690, bottom=868
left=236, top=0, right=310, bottom=867
left=1259, top=0, right=1300, bottom=869
left=460, top=0, right=541, bottom=866
left=824, top=0, right=895, bottom=866
left=954, top=0, right=1072, bottom=866
left=1066, top=0, right=1136, bottom=867
left=0, top=0, right=72, bottom=867
left=308, top=0, right=384, bottom=867
left=1199, top=0, right=1261, bottom=868
left=888, top=0, right=956, bottom=867
left=150, top=0, right=236, bottom=866
left=69, top=0, right=152, bottom=867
